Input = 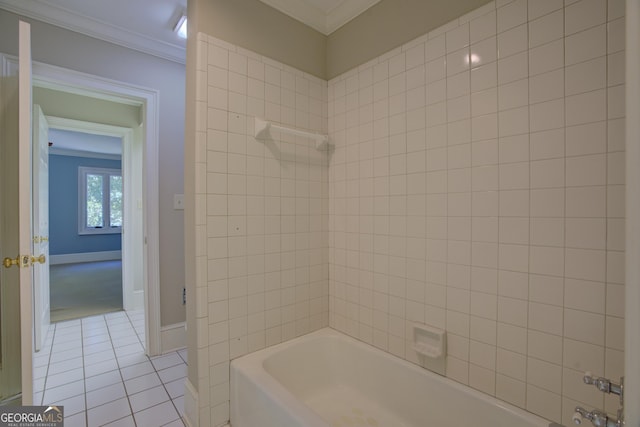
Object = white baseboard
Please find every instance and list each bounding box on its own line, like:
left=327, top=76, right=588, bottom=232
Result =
left=49, top=250, right=122, bottom=265
left=124, top=290, right=144, bottom=313
left=161, top=322, right=186, bottom=353
left=184, top=379, right=199, bottom=427
left=126, top=289, right=144, bottom=311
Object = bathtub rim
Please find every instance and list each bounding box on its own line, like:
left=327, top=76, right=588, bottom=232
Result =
left=230, top=327, right=551, bottom=427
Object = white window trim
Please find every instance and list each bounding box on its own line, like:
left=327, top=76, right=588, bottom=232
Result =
left=78, top=166, right=122, bottom=235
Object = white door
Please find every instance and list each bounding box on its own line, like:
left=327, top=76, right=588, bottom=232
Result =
left=32, top=104, right=50, bottom=352
left=0, top=20, right=35, bottom=405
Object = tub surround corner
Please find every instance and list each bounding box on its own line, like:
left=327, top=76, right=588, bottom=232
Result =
left=188, top=1, right=627, bottom=426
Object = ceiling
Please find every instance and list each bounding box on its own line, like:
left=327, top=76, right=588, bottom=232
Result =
left=258, top=0, right=380, bottom=35
left=0, top=0, right=380, bottom=64
left=49, top=129, right=122, bottom=157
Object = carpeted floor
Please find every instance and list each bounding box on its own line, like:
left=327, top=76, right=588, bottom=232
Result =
left=49, top=260, right=123, bottom=322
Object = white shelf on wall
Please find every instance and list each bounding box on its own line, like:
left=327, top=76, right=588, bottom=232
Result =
left=254, top=117, right=330, bottom=150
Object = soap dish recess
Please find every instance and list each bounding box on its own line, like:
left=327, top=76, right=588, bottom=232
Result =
left=412, top=323, right=446, bottom=359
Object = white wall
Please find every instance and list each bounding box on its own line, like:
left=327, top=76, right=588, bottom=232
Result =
left=0, top=9, right=186, bottom=326
left=193, top=0, right=326, bottom=78
left=328, top=0, right=625, bottom=425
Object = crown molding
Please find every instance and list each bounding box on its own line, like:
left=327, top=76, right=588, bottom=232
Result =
left=259, top=0, right=380, bottom=35
left=0, top=0, right=186, bottom=64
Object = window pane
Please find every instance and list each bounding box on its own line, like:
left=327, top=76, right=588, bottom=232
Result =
left=86, top=174, right=103, bottom=228
left=110, top=175, right=123, bottom=227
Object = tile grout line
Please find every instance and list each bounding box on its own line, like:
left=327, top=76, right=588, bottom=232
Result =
left=123, top=311, right=186, bottom=426
left=37, top=323, right=56, bottom=405
left=107, top=312, right=140, bottom=427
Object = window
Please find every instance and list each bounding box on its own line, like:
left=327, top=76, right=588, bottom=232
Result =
left=79, top=166, right=122, bottom=234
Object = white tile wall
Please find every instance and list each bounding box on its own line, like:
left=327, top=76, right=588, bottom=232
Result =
left=192, top=0, right=625, bottom=425
left=194, top=34, right=329, bottom=427
left=328, top=0, right=625, bottom=424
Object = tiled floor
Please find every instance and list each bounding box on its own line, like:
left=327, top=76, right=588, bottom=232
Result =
left=33, top=310, right=186, bottom=427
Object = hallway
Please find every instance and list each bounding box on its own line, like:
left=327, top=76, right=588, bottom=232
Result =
left=34, top=310, right=186, bottom=426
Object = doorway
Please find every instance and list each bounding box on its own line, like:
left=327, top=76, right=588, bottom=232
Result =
left=27, top=58, right=162, bottom=358
left=45, top=126, right=126, bottom=323
left=27, top=63, right=160, bottom=404
left=30, top=94, right=143, bottom=347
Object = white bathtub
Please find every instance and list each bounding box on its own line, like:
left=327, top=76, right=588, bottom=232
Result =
left=230, top=328, right=552, bottom=427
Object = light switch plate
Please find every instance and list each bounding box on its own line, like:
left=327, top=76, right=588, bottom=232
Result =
left=174, top=194, right=184, bottom=210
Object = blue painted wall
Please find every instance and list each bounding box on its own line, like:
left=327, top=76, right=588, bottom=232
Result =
left=49, top=154, right=122, bottom=255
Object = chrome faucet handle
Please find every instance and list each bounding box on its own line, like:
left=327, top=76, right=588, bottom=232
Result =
left=574, top=407, right=592, bottom=425
left=583, top=371, right=609, bottom=390
left=574, top=407, right=606, bottom=427
left=583, top=372, right=615, bottom=393
left=583, top=372, right=624, bottom=404
left=573, top=406, right=623, bottom=427
left=583, top=371, right=595, bottom=384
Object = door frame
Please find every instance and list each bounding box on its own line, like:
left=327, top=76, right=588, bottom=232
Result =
left=1, top=55, right=162, bottom=356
